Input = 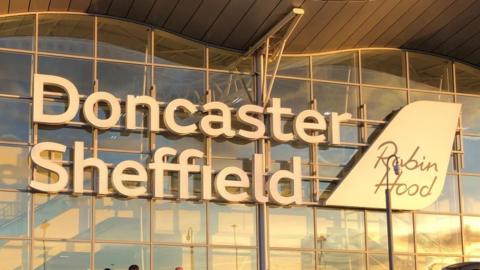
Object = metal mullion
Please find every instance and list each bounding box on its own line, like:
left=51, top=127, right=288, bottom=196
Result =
left=364, top=209, right=369, bottom=270
left=90, top=15, right=98, bottom=270
left=149, top=27, right=155, bottom=270
left=205, top=46, right=211, bottom=270
left=37, top=50, right=95, bottom=61
left=357, top=50, right=368, bottom=145
left=406, top=51, right=411, bottom=104
left=309, top=55, right=319, bottom=203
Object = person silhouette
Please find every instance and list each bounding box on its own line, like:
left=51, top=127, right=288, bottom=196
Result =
left=129, top=265, right=139, bottom=270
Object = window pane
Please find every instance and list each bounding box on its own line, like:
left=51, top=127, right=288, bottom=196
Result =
left=210, top=72, right=254, bottom=108
left=0, top=98, right=29, bottom=142
left=366, top=211, right=414, bottom=253
left=361, top=50, right=406, bottom=87
left=318, top=147, right=357, bottom=178
left=154, top=30, right=204, bottom=67
left=462, top=136, right=480, bottom=173
left=97, top=17, right=149, bottom=62
left=156, top=134, right=204, bottom=152
left=209, top=48, right=252, bottom=72
left=0, top=191, right=30, bottom=237
left=38, top=125, right=93, bottom=159
left=415, top=214, right=461, bottom=254
left=209, top=248, right=256, bottom=270
left=0, top=52, right=31, bottom=96
left=416, top=256, right=461, bottom=270
left=270, top=78, right=309, bottom=113
left=0, top=15, right=34, bottom=50
left=154, top=246, right=206, bottom=270
left=0, top=145, right=30, bottom=189
left=95, top=197, right=150, bottom=242
left=209, top=203, right=256, bottom=246
left=461, top=175, right=480, bottom=214
left=212, top=138, right=254, bottom=171
left=312, top=51, right=358, bottom=83
left=272, top=56, right=309, bottom=78
left=98, top=130, right=147, bottom=152
left=457, top=95, right=480, bottom=133
left=422, top=175, right=459, bottom=213
left=464, top=216, right=480, bottom=256
left=455, top=62, right=480, bottom=94
left=155, top=67, right=204, bottom=103
left=34, top=194, right=91, bottom=240
left=153, top=200, right=206, bottom=244
left=98, top=62, right=150, bottom=96
left=269, top=206, right=314, bottom=248
left=38, top=56, right=93, bottom=95
left=270, top=250, right=315, bottom=270
left=94, top=243, right=150, bottom=270
left=409, top=52, right=452, bottom=91
left=38, top=14, right=94, bottom=56
left=318, top=252, right=365, bottom=270
left=368, top=254, right=414, bottom=270
left=0, top=240, right=29, bottom=270
left=409, top=91, right=454, bottom=103
left=33, top=241, right=90, bottom=270
left=316, top=208, right=364, bottom=250
left=362, top=87, right=407, bottom=120
left=314, top=82, right=358, bottom=118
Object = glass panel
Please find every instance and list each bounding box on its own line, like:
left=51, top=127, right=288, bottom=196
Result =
left=0, top=191, right=30, bottom=237
left=415, top=214, right=461, bottom=254
left=212, top=138, right=254, bottom=171
left=422, top=175, right=459, bottom=213
left=318, top=147, right=357, bottom=178
left=95, top=197, right=150, bottom=242
left=98, top=61, right=150, bottom=97
left=210, top=72, right=253, bottom=108
left=0, top=145, right=30, bottom=189
left=316, top=208, right=364, bottom=250
left=0, top=15, right=34, bottom=50
left=362, top=87, right=407, bottom=120
left=457, top=95, right=480, bottom=133
left=0, top=239, right=29, bottom=270
left=209, top=203, right=256, bottom=246
left=269, top=206, right=314, bottom=248
left=155, top=67, right=204, bottom=103
left=270, top=78, right=309, bottom=113
left=409, top=52, right=452, bottom=91
left=455, top=62, right=480, bottom=94
left=33, top=241, right=90, bottom=270
left=38, top=125, right=93, bottom=159
left=0, top=52, right=32, bottom=96
left=98, top=130, right=147, bottom=152
left=209, top=248, right=256, bottom=270
left=94, top=243, right=150, bottom=270
left=314, top=82, right=359, bottom=117
left=156, top=134, right=204, bottom=152
left=270, top=250, right=315, bottom=270
left=318, top=252, right=365, bottom=270
left=366, top=211, right=414, bottom=253
left=272, top=56, right=309, bottom=78
left=34, top=194, right=91, bottom=240
left=97, top=17, right=149, bottom=62
left=154, top=246, right=206, bottom=270
left=312, top=51, right=358, bottom=83
left=464, top=216, right=480, bottom=256
left=416, top=256, right=461, bottom=270
left=38, top=56, right=93, bottom=95
left=38, top=14, right=94, bottom=56
left=209, top=48, right=252, bottom=72
left=461, top=175, right=480, bottom=214
left=153, top=200, right=206, bottom=244
left=368, top=254, right=415, bottom=270
left=154, top=30, right=204, bottom=67
left=98, top=151, right=146, bottom=166
left=361, top=50, right=406, bottom=87
left=462, top=136, right=480, bottom=173
left=409, top=91, right=454, bottom=103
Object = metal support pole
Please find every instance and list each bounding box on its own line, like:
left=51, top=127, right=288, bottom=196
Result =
left=386, top=154, right=399, bottom=270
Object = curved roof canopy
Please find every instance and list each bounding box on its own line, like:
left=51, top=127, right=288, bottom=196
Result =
left=3, top=0, right=480, bottom=66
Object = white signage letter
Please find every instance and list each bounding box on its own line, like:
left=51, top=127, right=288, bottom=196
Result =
left=83, top=92, right=121, bottom=129
left=236, top=104, right=266, bottom=140
left=293, top=110, right=327, bottom=144
left=73, top=141, right=109, bottom=195
left=112, top=160, right=148, bottom=197
left=199, top=102, right=235, bottom=137
left=214, top=167, right=250, bottom=202
left=266, top=98, right=294, bottom=142
left=126, top=95, right=160, bottom=132
left=268, top=156, right=302, bottom=205
left=30, top=142, right=69, bottom=192
left=327, top=112, right=352, bottom=145
left=164, top=99, right=198, bottom=135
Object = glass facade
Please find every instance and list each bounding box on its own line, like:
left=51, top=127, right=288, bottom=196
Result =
left=0, top=13, right=477, bottom=270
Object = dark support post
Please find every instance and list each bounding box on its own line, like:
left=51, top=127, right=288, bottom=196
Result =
left=386, top=154, right=399, bottom=270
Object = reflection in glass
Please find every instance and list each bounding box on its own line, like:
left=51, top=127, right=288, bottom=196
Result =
left=270, top=250, right=315, bottom=270
left=422, top=175, right=459, bottom=213
left=464, top=216, right=480, bottom=256
left=409, top=91, right=454, bottom=103
left=38, top=125, right=92, bottom=159
left=462, top=136, right=480, bottom=173
left=366, top=211, right=414, bottom=252
left=269, top=206, right=314, bottom=248
left=362, top=87, right=407, bottom=120
left=38, top=56, right=93, bottom=95
left=0, top=191, right=30, bottom=237
left=456, top=62, right=480, bottom=94
left=33, top=241, right=90, bottom=270
left=38, top=14, right=94, bottom=56
left=316, top=208, right=364, bottom=250
left=409, top=52, right=452, bottom=91
left=98, top=151, right=146, bottom=166
left=361, top=50, right=406, bottom=87
left=97, top=17, right=149, bottom=62
left=156, top=134, right=204, bottom=152
left=318, top=252, right=365, bottom=270
left=155, top=67, right=204, bottom=103
left=209, top=48, right=252, bottom=72
left=312, top=51, right=358, bottom=83
left=461, top=176, right=480, bottom=214
left=368, top=254, right=414, bottom=270
left=34, top=194, right=91, bottom=240
left=270, top=78, right=309, bottom=113
left=98, top=130, right=147, bottom=152
left=153, top=201, right=206, bottom=244
left=94, top=243, right=150, bottom=270
left=318, top=147, right=357, bottom=178
left=95, top=197, right=150, bottom=242
left=272, top=56, right=309, bottom=78
left=98, top=61, right=150, bottom=96
left=209, top=248, right=256, bottom=270
left=210, top=72, right=254, bottom=108
left=212, top=138, right=255, bottom=171
left=154, top=30, right=204, bottom=67
left=0, top=240, right=29, bottom=270
left=314, top=82, right=359, bottom=117
left=457, top=95, right=480, bottom=133
left=0, top=52, right=31, bottom=96
left=0, top=15, right=34, bottom=50
left=209, top=203, right=256, bottom=246
left=0, top=145, right=29, bottom=189
left=154, top=246, right=206, bottom=270
left=415, top=214, right=461, bottom=254
left=416, top=256, right=460, bottom=270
